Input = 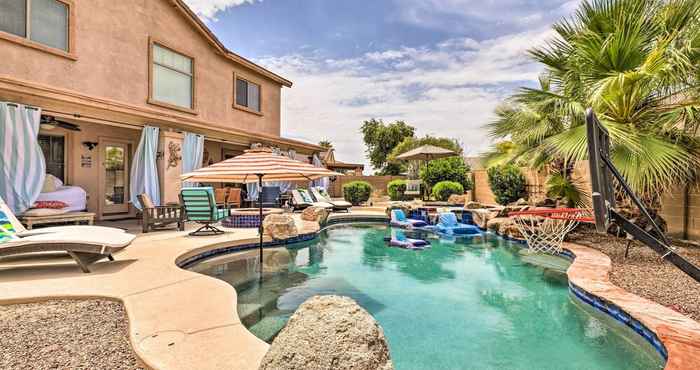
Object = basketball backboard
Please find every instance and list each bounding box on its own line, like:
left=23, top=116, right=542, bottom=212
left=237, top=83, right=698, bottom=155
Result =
left=586, top=109, right=615, bottom=233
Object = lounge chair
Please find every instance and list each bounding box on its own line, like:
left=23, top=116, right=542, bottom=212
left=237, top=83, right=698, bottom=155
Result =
left=0, top=195, right=126, bottom=237
left=0, top=231, right=135, bottom=273
left=180, top=187, right=228, bottom=236
left=385, top=229, right=430, bottom=250
left=291, top=189, right=333, bottom=211
left=138, top=193, right=184, bottom=233
left=436, top=212, right=481, bottom=235
left=310, top=187, right=352, bottom=212
left=390, top=209, right=428, bottom=228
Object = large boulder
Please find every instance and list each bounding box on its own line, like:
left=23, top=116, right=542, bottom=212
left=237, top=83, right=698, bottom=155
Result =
left=301, top=206, right=330, bottom=225
left=471, top=209, right=497, bottom=229
left=262, top=214, right=298, bottom=240
left=260, top=295, right=393, bottom=370
left=486, top=217, right=511, bottom=233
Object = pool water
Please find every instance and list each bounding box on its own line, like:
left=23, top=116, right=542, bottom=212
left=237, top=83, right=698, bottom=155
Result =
left=191, top=225, right=664, bottom=370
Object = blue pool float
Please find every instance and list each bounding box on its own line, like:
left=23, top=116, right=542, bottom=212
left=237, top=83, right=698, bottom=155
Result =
left=385, top=229, right=431, bottom=250
left=436, top=212, right=481, bottom=235
left=390, top=209, right=428, bottom=229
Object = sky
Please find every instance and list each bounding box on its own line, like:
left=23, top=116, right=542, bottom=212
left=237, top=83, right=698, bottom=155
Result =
left=184, top=0, right=581, bottom=173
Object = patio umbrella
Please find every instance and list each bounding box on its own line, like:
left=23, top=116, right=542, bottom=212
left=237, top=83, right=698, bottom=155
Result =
left=181, top=148, right=342, bottom=273
left=395, top=145, right=458, bottom=200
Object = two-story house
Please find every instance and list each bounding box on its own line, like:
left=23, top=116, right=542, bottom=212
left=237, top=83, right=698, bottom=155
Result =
left=0, top=0, right=324, bottom=220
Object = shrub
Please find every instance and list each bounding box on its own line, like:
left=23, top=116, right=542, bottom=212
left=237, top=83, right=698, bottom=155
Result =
left=343, top=181, right=373, bottom=205
left=420, top=157, right=473, bottom=191
left=431, top=181, right=464, bottom=201
left=487, top=164, right=527, bottom=205
left=387, top=179, right=407, bottom=201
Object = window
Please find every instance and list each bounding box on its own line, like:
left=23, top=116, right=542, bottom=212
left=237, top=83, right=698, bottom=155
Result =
left=234, top=76, right=261, bottom=113
left=0, top=0, right=69, bottom=52
left=151, top=42, right=194, bottom=110
left=38, top=134, right=65, bottom=182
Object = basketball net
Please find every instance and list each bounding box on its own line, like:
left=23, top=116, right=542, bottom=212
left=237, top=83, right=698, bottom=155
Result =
left=509, top=209, right=593, bottom=254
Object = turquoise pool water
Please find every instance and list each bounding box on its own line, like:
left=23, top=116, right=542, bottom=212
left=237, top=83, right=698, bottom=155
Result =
left=191, top=225, right=664, bottom=370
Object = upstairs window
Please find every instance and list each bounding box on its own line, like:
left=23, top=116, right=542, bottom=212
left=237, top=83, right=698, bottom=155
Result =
left=0, top=0, right=69, bottom=52
left=151, top=42, right=194, bottom=110
left=234, top=76, right=261, bottom=113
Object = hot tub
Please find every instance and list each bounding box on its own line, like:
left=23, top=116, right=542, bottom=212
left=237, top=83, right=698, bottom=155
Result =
left=221, top=208, right=283, bottom=228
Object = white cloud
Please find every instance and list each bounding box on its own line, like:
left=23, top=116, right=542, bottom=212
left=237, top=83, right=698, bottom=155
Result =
left=257, top=28, right=554, bottom=173
left=184, top=0, right=259, bottom=20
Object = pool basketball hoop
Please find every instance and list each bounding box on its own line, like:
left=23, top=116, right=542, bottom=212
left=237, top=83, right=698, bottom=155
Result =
left=509, top=208, right=593, bottom=254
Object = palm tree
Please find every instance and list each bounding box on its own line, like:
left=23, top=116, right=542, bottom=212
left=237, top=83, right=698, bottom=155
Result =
left=487, top=0, right=700, bottom=201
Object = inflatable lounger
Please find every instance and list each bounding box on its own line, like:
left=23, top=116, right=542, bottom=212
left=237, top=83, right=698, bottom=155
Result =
left=390, top=209, right=428, bottom=229
left=385, top=229, right=431, bottom=250
left=436, top=212, right=481, bottom=235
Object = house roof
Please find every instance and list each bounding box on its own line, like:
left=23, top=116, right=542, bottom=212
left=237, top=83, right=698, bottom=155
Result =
left=170, top=0, right=293, bottom=87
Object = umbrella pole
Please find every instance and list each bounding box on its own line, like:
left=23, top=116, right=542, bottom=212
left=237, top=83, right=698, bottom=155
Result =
left=257, top=174, right=264, bottom=279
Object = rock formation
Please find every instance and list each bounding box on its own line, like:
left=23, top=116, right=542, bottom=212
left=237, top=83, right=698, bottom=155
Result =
left=262, top=214, right=298, bottom=240
left=260, top=295, right=393, bottom=370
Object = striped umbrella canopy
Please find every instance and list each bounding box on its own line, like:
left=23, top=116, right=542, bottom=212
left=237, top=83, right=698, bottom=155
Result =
left=181, top=147, right=343, bottom=183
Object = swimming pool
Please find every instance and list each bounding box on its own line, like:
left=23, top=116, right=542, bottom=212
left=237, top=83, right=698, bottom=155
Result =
left=190, top=224, right=664, bottom=370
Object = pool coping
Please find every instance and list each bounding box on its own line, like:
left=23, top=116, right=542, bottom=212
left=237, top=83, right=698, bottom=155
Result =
left=1, top=211, right=699, bottom=370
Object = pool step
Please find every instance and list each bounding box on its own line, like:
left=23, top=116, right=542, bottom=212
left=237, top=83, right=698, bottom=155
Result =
left=248, top=315, right=289, bottom=342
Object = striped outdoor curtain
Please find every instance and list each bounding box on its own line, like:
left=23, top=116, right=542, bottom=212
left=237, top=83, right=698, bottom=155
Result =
left=0, top=102, right=46, bottom=214
left=182, top=132, right=204, bottom=188
left=311, top=153, right=329, bottom=190
left=129, top=126, right=160, bottom=210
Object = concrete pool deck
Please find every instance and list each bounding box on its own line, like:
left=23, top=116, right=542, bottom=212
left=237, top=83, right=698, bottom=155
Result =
left=0, top=209, right=699, bottom=370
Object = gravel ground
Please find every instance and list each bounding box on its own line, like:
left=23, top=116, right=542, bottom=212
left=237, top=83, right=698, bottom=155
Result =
left=0, top=299, right=144, bottom=370
left=568, top=228, right=700, bottom=321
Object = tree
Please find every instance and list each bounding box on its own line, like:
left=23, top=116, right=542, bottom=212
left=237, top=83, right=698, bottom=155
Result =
left=485, top=0, right=700, bottom=202
left=319, top=140, right=333, bottom=150
left=420, top=157, right=473, bottom=191
left=361, top=119, right=415, bottom=175
left=487, top=165, right=527, bottom=205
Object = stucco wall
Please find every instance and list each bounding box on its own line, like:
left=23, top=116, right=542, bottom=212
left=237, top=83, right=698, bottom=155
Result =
left=0, top=0, right=282, bottom=136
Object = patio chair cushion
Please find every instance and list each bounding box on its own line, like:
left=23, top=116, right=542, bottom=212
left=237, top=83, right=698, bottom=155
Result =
left=299, top=190, right=315, bottom=204
left=181, top=187, right=225, bottom=222
left=0, top=209, right=18, bottom=243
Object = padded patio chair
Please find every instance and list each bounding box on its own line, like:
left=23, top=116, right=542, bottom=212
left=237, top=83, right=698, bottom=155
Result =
left=179, top=187, right=227, bottom=236
left=261, top=186, right=281, bottom=208
left=436, top=212, right=481, bottom=235
left=390, top=209, right=428, bottom=229
left=0, top=195, right=126, bottom=237
left=137, top=193, right=184, bottom=233
left=310, top=187, right=352, bottom=212
left=291, top=190, right=333, bottom=211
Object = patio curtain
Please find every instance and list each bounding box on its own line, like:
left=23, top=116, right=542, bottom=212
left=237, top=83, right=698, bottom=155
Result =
left=0, top=102, right=46, bottom=214
left=311, top=153, right=329, bottom=190
left=246, top=146, right=297, bottom=201
left=182, top=132, right=204, bottom=188
left=130, top=126, right=160, bottom=210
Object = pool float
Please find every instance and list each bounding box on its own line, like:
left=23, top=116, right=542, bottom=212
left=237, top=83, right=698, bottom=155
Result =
left=390, top=209, right=428, bottom=229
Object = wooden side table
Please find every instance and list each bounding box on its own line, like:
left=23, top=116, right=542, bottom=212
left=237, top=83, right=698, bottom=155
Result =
left=19, top=212, right=96, bottom=230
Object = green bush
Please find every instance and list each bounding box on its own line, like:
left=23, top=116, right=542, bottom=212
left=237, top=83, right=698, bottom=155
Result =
left=387, top=179, right=407, bottom=201
left=487, top=164, right=527, bottom=205
left=420, top=157, right=473, bottom=191
left=431, top=181, right=464, bottom=201
left=343, top=181, right=373, bottom=205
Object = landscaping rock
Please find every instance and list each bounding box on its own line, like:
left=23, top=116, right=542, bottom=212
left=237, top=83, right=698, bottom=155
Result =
left=447, top=194, right=467, bottom=205
left=486, top=217, right=511, bottom=233
left=260, top=295, right=393, bottom=370
left=535, top=198, right=557, bottom=207
left=465, top=201, right=486, bottom=209
left=471, top=209, right=497, bottom=229
left=301, top=206, right=330, bottom=225
left=262, top=214, right=298, bottom=240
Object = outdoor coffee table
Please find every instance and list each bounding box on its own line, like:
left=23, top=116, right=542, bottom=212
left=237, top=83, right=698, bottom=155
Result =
left=19, top=212, right=96, bottom=230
